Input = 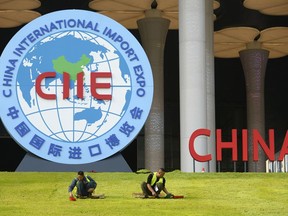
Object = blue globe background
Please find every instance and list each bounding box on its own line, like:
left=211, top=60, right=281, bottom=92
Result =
left=17, top=31, right=132, bottom=143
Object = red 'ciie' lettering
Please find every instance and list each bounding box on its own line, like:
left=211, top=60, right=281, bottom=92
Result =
left=35, top=71, right=112, bottom=100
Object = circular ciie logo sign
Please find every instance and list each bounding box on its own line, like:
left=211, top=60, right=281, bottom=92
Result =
left=0, top=10, right=153, bottom=164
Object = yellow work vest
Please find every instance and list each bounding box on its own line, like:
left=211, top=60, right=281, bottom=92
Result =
left=76, top=175, right=90, bottom=185
left=151, top=172, right=164, bottom=186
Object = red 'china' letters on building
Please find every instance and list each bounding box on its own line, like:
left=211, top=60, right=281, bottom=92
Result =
left=189, top=129, right=288, bottom=162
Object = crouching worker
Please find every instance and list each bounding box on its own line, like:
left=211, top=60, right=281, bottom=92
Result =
left=141, top=168, right=173, bottom=198
left=68, top=171, right=103, bottom=199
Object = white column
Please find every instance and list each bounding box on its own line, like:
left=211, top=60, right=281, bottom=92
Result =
left=206, top=0, right=216, bottom=172
left=179, top=0, right=207, bottom=172
left=137, top=9, right=170, bottom=171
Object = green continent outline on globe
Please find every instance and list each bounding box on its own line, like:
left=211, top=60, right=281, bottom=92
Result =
left=52, top=54, right=91, bottom=80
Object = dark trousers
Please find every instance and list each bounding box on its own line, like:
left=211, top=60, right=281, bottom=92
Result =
left=141, top=181, right=164, bottom=196
left=76, top=181, right=97, bottom=196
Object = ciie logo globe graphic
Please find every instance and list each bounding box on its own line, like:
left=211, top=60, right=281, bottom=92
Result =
left=0, top=10, right=153, bottom=164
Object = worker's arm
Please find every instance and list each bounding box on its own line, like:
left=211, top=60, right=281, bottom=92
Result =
left=163, top=187, right=170, bottom=194
left=147, top=183, right=157, bottom=196
left=146, top=173, right=156, bottom=196
left=68, top=178, right=77, bottom=197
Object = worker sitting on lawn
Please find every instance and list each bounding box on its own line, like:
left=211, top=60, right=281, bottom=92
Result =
left=141, top=168, right=173, bottom=198
left=68, top=171, right=99, bottom=199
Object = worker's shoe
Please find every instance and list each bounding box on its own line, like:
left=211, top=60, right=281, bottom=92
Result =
left=97, top=194, right=105, bottom=199
left=76, top=194, right=87, bottom=199
left=89, top=193, right=105, bottom=199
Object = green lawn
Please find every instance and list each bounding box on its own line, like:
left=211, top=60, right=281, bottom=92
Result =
left=0, top=171, right=287, bottom=216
